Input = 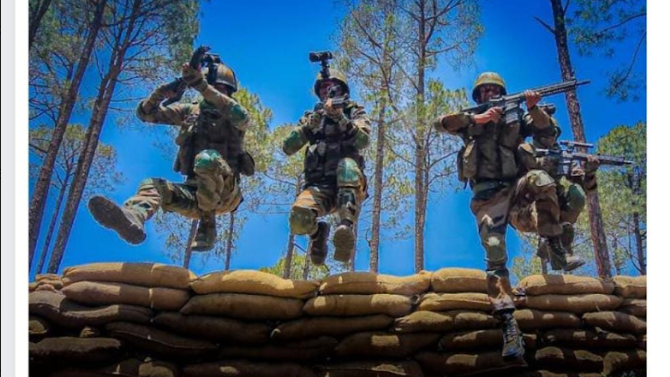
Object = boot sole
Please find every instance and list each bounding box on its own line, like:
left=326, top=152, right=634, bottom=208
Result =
left=333, top=226, right=355, bottom=263
left=563, top=259, right=586, bottom=272
left=88, top=196, right=145, bottom=245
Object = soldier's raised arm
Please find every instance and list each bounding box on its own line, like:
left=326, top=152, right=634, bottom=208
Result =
left=136, top=81, right=194, bottom=126
left=282, top=112, right=313, bottom=156
left=339, top=103, right=371, bottom=150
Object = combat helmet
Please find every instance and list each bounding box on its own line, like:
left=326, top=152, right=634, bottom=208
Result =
left=472, top=72, right=507, bottom=103
left=314, top=68, right=349, bottom=98
left=203, top=62, right=238, bottom=94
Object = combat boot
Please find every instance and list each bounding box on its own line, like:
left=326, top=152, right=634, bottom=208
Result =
left=546, top=236, right=568, bottom=271
left=191, top=212, right=217, bottom=252
left=333, top=220, right=355, bottom=263
left=501, top=311, right=525, bottom=360
left=564, top=255, right=586, bottom=272
left=308, top=221, right=330, bottom=265
left=88, top=195, right=146, bottom=244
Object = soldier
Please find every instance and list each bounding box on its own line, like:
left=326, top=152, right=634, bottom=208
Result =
left=282, top=68, right=371, bottom=265
left=433, top=72, right=569, bottom=360
left=88, top=57, right=254, bottom=251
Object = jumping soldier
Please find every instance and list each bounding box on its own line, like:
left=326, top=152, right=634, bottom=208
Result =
left=88, top=53, right=254, bottom=252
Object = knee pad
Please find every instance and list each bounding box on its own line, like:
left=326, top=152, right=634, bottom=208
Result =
left=337, top=158, right=363, bottom=188
left=527, top=170, right=556, bottom=192
left=289, top=206, right=318, bottom=235
left=194, top=149, right=225, bottom=172
left=566, top=183, right=587, bottom=212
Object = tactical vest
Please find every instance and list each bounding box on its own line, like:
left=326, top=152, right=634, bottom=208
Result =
left=174, top=101, right=251, bottom=179
left=303, top=102, right=365, bottom=186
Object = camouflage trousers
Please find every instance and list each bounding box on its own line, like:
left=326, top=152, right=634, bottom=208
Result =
left=124, top=149, right=242, bottom=221
left=289, top=158, right=367, bottom=236
left=470, top=169, right=561, bottom=313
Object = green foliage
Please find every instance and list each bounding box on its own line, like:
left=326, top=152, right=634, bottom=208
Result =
left=260, top=253, right=333, bottom=281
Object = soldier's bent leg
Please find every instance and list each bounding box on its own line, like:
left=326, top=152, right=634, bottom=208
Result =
left=193, top=149, right=237, bottom=213
left=333, top=158, right=366, bottom=263
left=559, top=178, right=587, bottom=225
left=289, top=187, right=335, bottom=265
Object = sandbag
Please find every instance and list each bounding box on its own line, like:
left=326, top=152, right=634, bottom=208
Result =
left=304, top=294, right=414, bottom=317
left=35, top=278, right=64, bottom=291
left=105, top=322, right=216, bottom=359
left=582, top=311, right=647, bottom=334
left=603, top=349, right=646, bottom=376
left=513, top=372, right=603, bottom=377
left=62, top=262, right=196, bottom=289
left=521, top=294, right=622, bottom=314
left=431, top=268, right=487, bottom=293
left=80, top=326, right=102, bottom=338
left=183, top=360, right=316, bottom=377
left=393, top=310, right=498, bottom=333
left=513, top=309, right=582, bottom=331
left=638, top=334, right=646, bottom=349
left=152, top=312, right=270, bottom=344
left=517, top=275, right=615, bottom=296
left=29, top=291, right=153, bottom=328
left=219, top=337, right=337, bottom=361
left=316, top=361, right=424, bottom=377
left=48, top=358, right=180, bottom=377
left=418, top=293, right=491, bottom=312
left=271, top=314, right=394, bottom=341
left=63, top=281, right=190, bottom=311
left=37, top=273, right=61, bottom=282
left=319, top=271, right=431, bottom=296
left=619, top=298, right=646, bottom=317
left=534, top=347, right=603, bottom=372
left=613, top=276, right=646, bottom=298
left=191, top=270, right=319, bottom=299
left=30, top=337, right=123, bottom=368
left=335, top=332, right=440, bottom=358
left=181, top=293, right=303, bottom=320
left=542, top=329, right=637, bottom=349
left=29, top=282, right=39, bottom=292
left=415, top=351, right=527, bottom=376
left=29, top=316, right=50, bottom=341
left=438, top=329, right=537, bottom=351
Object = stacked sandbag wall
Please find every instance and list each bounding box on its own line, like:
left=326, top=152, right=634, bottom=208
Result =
left=28, top=263, right=646, bottom=377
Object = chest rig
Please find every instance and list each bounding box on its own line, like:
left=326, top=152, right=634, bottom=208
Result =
left=303, top=104, right=364, bottom=186
left=174, top=101, right=245, bottom=179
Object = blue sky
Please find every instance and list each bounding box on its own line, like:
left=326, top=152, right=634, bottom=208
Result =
left=29, top=0, right=646, bottom=279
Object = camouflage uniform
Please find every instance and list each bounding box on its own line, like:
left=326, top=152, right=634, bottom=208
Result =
left=282, top=69, right=371, bottom=264
left=88, top=62, right=253, bottom=250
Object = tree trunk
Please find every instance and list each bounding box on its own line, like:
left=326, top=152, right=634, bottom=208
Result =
left=283, top=232, right=296, bottom=279
left=632, top=212, right=645, bottom=274
left=369, top=98, right=387, bottom=273
left=224, top=212, right=235, bottom=271
left=29, top=0, right=107, bottom=269
left=350, top=222, right=358, bottom=272
left=302, top=250, right=311, bottom=280
left=183, top=219, right=198, bottom=270
left=29, top=0, right=53, bottom=49
left=47, top=0, right=140, bottom=274
left=549, top=0, right=611, bottom=278
left=34, top=174, right=70, bottom=275
left=414, top=0, right=427, bottom=273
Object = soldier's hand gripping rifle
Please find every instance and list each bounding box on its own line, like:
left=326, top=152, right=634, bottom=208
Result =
left=309, top=51, right=349, bottom=110
left=162, top=46, right=216, bottom=106
left=462, top=79, right=591, bottom=125
left=535, top=140, right=634, bottom=176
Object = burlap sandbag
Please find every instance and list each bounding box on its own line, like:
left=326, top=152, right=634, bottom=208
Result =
left=29, top=315, right=50, bottom=341
left=534, top=346, right=603, bottom=372
left=29, top=291, right=153, bottom=328
left=152, top=312, right=270, bottom=344
left=638, top=334, right=646, bottom=349
left=319, top=271, right=431, bottom=296
left=219, top=336, right=337, bottom=361
left=271, top=314, right=394, bottom=341
left=63, top=281, right=190, bottom=311
left=335, top=332, right=440, bottom=358
left=304, top=294, right=414, bottom=317
left=513, top=309, right=581, bottom=330
left=418, top=293, right=492, bottom=312
left=619, top=298, right=646, bottom=317
left=37, top=273, right=61, bottom=282
left=517, top=275, right=615, bottom=296
left=393, top=310, right=498, bottom=333
left=62, top=262, right=196, bottom=289
left=35, top=279, right=64, bottom=291
left=603, top=349, right=646, bottom=376
left=613, top=276, right=646, bottom=298
left=105, top=322, right=216, bottom=359
left=183, top=360, right=316, bottom=377
left=316, top=361, right=424, bottom=377
left=431, top=268, right=487, bottom=293
left=29, top=282, right=39, bottom=292
left=416, top=351, right=527, bottom=376
left=181, top=293, right=303, bottom=320
left=542, top=329, right=637, bottom=349
left=582, top=311, right=647, bottom=334
left=191, top=270, right=319, bottom=299
left=30, top=337, right=123, bottom=368
left=521, top=294, right=622, bottom=314
left=47, top=358, right=180, bottom=377
left=513, top=372, right=603, bottom=377
left=80, top=326, right=102, bottom=338
left=438, top=329, right=537, bottom=351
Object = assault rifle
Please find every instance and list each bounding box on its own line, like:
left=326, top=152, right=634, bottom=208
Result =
left=309, top=50, right=348, bottom=110
left=462, top=79, right=590, bottom=125
left=163, top=46, right=219, bottom=106
left=535, top=140, right=633, bottom=176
